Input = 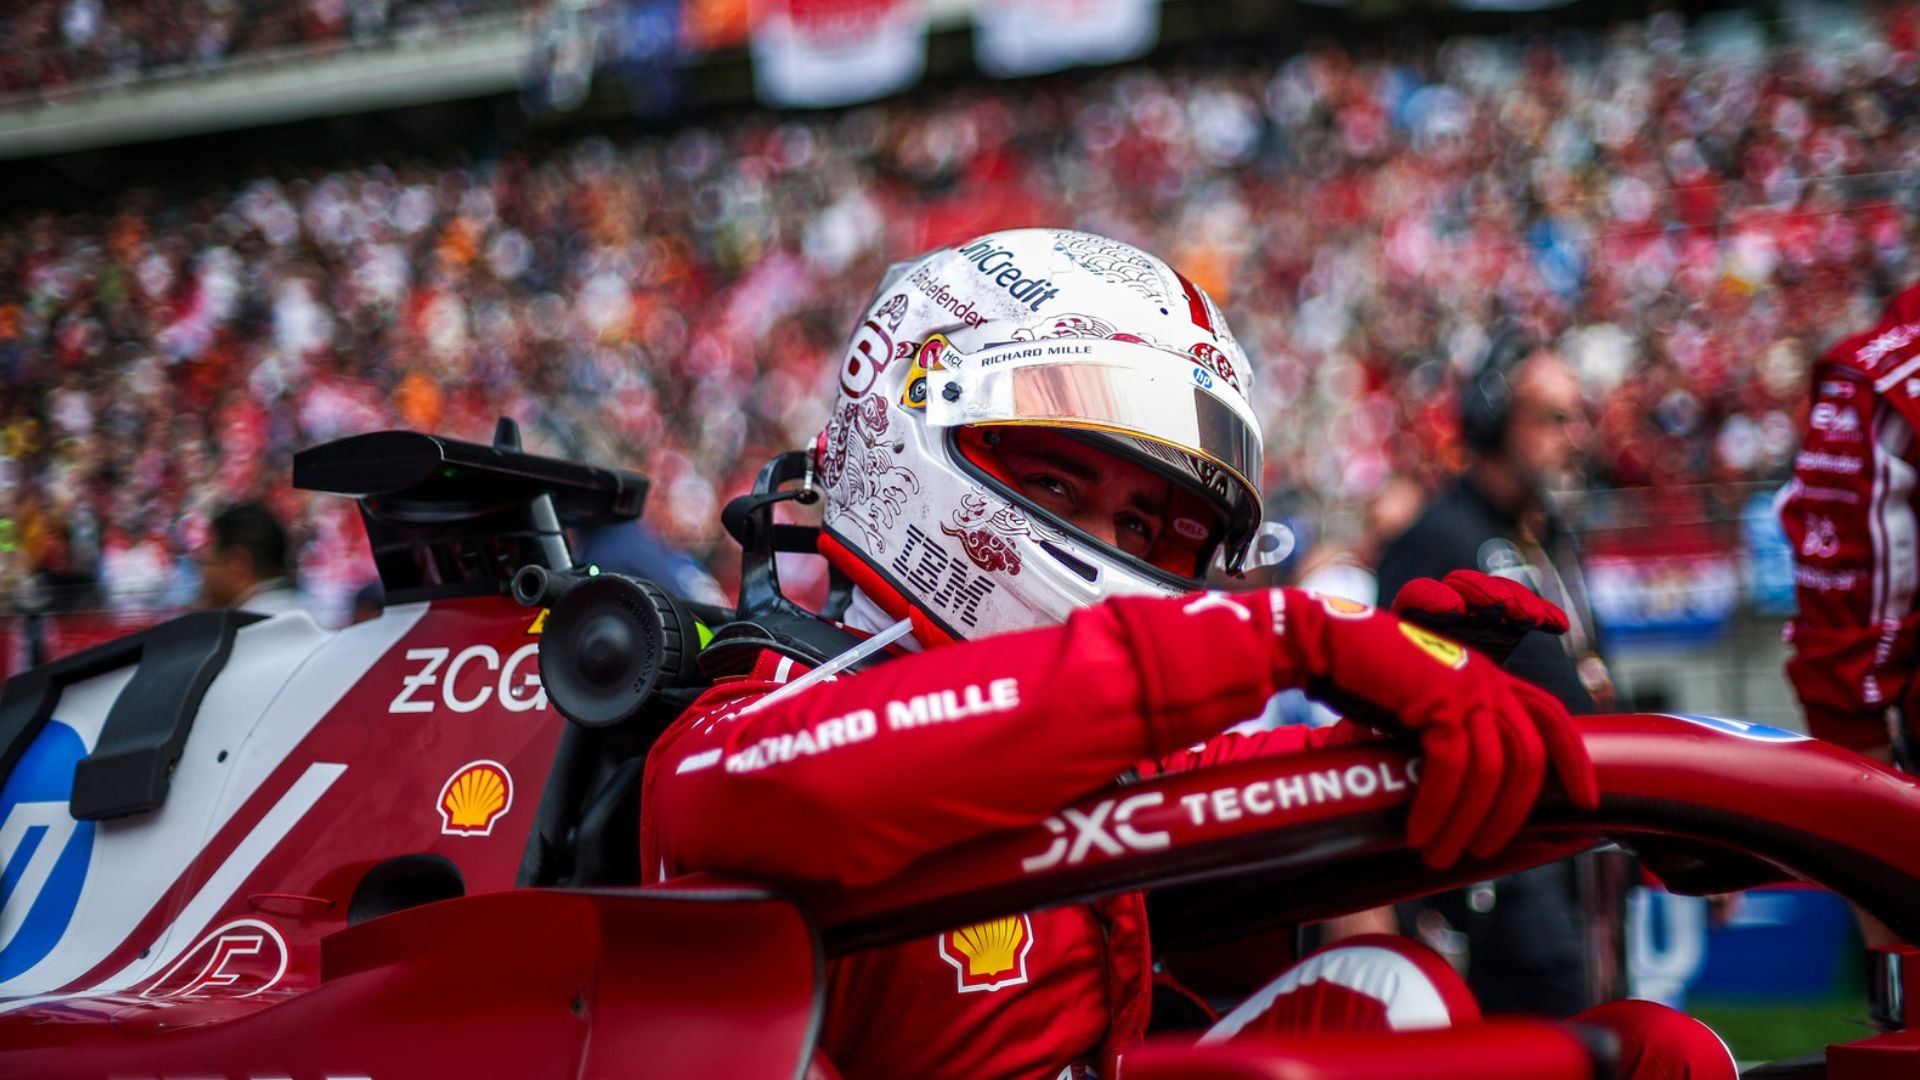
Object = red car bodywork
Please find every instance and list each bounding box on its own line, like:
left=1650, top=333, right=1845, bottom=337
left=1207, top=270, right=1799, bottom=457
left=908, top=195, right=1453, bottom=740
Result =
left=2, top=656, right=1917, bottom=1079
left=4, top=426, right=1914, bottom=1079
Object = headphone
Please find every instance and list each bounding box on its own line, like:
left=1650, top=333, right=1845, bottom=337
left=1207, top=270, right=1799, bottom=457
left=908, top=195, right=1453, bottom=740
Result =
left=1460, top=323, right=1539, bottom=454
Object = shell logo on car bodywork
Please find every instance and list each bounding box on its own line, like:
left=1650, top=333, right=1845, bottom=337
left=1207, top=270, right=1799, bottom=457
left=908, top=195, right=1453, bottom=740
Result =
left=938, top=913, right=1034, bottom=993
left=437, top=760, right=514, bottom=837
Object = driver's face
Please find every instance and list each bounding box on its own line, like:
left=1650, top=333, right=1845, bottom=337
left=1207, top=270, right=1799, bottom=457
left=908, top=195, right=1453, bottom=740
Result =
left=988, top=427, right=1174, bottom=560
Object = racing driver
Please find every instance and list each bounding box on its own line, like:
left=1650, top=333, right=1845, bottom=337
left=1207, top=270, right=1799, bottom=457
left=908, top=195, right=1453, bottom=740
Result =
left=640, top=229, right=1732, bottom=1079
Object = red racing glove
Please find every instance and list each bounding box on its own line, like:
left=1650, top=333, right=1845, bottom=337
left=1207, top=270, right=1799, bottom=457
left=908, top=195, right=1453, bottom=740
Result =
left=1266, top=589, right=1599, bottom=868
left=1392, top=570, right=1570, bottom=665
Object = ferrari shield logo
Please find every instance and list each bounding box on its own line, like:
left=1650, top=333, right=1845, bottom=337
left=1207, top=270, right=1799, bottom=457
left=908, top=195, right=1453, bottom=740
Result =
left=937, top=914, right=1034, bottom=993
left=1400, top=623, right=1468, bottom=670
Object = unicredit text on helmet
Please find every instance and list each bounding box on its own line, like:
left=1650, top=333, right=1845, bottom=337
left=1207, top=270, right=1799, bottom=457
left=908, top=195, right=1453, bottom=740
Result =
left=956, top=239, right=1061, bottom=311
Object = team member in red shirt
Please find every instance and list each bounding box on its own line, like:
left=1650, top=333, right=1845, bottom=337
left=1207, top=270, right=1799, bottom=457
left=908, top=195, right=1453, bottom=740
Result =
left=642, top=230, right=1729, bottom=1079
left=1781, top=282, right=1920, bottom=766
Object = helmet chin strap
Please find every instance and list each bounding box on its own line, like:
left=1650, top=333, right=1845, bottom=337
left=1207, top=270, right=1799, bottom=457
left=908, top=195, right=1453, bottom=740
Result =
left=844, top=586, right=923, bottom=650
left=817, top=530, right=960, bottom=648
left=738, top=611, right=915, bottom=715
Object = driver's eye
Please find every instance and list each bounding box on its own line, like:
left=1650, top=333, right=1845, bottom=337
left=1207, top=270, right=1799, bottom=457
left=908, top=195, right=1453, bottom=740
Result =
left=1115, top=515, right=1156, bottom=554
left=1022, top=474, right=1073, bottom=504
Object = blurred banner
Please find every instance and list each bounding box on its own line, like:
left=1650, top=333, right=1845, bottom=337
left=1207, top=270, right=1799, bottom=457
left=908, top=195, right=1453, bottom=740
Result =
left=523, top=0, right=686, bottom=118
left=973, top=0, right=1160, bottom=79
left=523, top=0, right=603, bottom=114
left=684, top=0, right=751, bottom=50
left=752, top=0, right=928, bottom=108
left=614, top=0, right=688, bottom=116
left=1743, top=488, right=1798, bottom=617
left=1573, top=488, right=1755, bottom=646
left=1587, top=548, right=1741, bottom=644
left=1629, top=886, right=1858, bottom=1008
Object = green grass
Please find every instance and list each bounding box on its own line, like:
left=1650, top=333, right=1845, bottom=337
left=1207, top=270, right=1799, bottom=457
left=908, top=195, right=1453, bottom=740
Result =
left=1688, top=996, right=1878, bottom=1064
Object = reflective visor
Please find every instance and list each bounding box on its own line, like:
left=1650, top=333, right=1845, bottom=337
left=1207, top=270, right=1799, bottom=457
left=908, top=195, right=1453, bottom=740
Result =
left=926, top=343, right=1263, bottom=529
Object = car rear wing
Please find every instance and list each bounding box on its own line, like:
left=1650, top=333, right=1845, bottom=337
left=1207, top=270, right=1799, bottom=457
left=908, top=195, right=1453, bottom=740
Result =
left=293, top=419, right=650, bottom=603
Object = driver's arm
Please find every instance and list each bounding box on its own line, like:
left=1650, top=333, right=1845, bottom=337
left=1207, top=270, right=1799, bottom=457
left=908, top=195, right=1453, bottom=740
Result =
left=645, top=592, right=1280, bottom=887
left=645, top=588, right=1594, bottom=886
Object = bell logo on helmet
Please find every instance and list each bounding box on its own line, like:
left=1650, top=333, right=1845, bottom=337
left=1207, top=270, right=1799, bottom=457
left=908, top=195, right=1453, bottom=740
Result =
left=956, top=239, right=1061, bottom=311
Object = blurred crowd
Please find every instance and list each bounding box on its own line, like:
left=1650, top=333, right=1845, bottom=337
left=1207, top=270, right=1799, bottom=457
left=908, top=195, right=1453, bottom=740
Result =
left=0, top=0, right=523, bottom=97
left=3, top=5, right=1918, bottom=622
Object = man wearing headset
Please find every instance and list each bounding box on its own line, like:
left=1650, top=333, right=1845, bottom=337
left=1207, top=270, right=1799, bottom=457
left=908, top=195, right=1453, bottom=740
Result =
left=1380, top=330, right=1608, bottom=713
left=1376, top=329, right=1614, bottom=1021
left=641, top=231, right=1728, bottom=1079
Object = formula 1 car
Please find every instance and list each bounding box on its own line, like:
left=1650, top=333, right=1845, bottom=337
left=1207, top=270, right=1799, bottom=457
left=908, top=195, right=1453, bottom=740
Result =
left=1, top=424, right=1916, bottom=1079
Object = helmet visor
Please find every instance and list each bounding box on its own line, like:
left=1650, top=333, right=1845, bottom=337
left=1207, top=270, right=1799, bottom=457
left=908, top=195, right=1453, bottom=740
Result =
left=925, top=340, right=1262, bottom=563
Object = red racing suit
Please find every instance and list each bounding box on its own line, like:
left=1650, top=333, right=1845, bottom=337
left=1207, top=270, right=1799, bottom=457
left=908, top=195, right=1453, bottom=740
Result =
left=640, top=590, right=1360, bottom=1080
left=1780, top=283, right=1920, bottom=753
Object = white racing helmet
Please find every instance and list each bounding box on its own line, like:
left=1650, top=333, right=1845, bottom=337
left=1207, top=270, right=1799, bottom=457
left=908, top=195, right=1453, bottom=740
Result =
left=815, top=228, right=1265, bottom=643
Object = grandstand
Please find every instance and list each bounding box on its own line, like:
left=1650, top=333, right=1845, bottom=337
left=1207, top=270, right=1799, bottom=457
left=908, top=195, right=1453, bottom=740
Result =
left=2, top=0, right=1914, bottom=1062
left=0, top=0, right=526, bottom=160
left=1, top=0, right=1912, bottom=723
